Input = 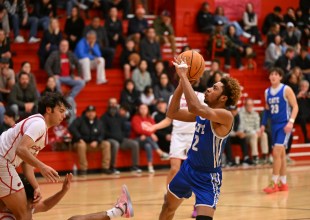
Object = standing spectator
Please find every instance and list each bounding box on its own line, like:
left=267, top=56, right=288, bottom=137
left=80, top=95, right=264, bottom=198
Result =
left=120, top=39, right=139, bottom=80
left=32, top=0, right=52, bottom=31
left=264, top=34, right=283, bottom=69
left=275, top=47, right=296, bottom=78
left=38, top=18, right=62, bottom=68
left=69, top=105, right=112, bottom=175
left=0, top=4, right=10, bottom=37
left=64, top=6, right=85, bottom=51
left=151, top=99, right=172, bottom=152
left=102, top=0, right=130, bottom=20
left=130, top=104, right=169, bottom=173
left=153, top=73, right=175, bottom=104
left=101, top=98, right=141, bottom=174
left=0, top=29, right=12, bottom=68
left=294, top=47, right=310, bottom=82
left=153, top=10, right=176, bottom=55
left=75, top=30, right=107, bottom=84
left=132, top=59, right=152, bottom=93
left=140, top=27, right=162, bottom=73
left=0, top=57, right=14, bottom=102
left=127, top=7, right=148, bottom=49
left=296, top=80, right=310, bottom=143
left=8, top=72, right=38, bottom=118
left=239, top=98, right=269, bottom=164
left=196, top=2, right=214, bottom=34
left=83, top=16, right=115, bottom=68
left=243, top=3, right=263, bottom=45
left=4, top=0, right=40, bottom=43
left=262, top=6, right=286, bottom=35
left=0, top=108, right=15, bottom=134
left=120, top=79, right=140, bottom=117
left=45, top=39, right=85, bottom=100
left=105, top=7, right=124, bottom=48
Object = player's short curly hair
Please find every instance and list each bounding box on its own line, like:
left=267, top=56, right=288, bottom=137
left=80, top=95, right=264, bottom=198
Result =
left=220, top=77, right=241, bottom=107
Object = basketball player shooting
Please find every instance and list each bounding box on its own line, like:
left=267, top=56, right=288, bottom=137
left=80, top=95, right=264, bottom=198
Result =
left=158, top=58, right=241, bottom=220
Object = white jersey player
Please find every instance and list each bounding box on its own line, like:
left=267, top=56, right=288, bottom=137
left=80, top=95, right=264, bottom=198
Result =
left=0, top=93, right=71, bottom=220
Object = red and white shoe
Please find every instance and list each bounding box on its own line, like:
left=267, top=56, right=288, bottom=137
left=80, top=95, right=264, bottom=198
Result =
left=115, top=184, right=134, bottom=218
left=263, top=181, right=279, bottom=194
left=278, top=182, right=289, bottom=191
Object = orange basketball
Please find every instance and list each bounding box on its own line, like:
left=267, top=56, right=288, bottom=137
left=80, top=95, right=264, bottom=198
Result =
left=176, top=50, right=205, bottom=81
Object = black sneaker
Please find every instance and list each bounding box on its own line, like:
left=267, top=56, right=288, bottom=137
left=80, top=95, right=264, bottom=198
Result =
left=101, top=168, right=113, bottom=175
left=111, top=168, right=121, bottom=175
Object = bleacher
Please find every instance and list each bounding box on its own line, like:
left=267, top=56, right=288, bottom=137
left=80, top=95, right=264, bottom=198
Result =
left=11, top=0, right=309, bottom=174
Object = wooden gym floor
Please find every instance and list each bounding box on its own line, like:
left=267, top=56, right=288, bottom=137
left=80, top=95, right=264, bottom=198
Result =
left=34, top=162, right=310, bottom=220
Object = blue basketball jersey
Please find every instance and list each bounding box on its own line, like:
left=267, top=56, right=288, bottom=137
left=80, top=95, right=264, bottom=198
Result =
left=187, top=116, right=229, bottom=173
left=265, top=84, right=291, bottom=124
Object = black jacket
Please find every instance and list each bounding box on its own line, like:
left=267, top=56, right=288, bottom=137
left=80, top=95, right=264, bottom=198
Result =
left=69, top=115, right=104, bottom=143
left=101, top=112, right=129, bottom=143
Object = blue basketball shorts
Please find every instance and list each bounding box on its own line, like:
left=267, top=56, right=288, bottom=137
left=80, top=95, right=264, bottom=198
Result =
left=168, top=160, right=222, bottom=208
left=271, top=122, right=291, bottom=148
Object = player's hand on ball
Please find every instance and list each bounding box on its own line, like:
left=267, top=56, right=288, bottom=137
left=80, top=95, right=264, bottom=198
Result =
left=172, top=57, right=189, bottom=78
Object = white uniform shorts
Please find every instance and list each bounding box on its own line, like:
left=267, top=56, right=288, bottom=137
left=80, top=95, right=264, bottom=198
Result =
left=0, top=156, right=24, bottom=198
left=169, top=133, right=194, bottom=160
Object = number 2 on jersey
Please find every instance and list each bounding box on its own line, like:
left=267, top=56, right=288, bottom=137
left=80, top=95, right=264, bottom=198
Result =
left=191, top=134, right=199, bottom=151
left=270, top=104, right=279, bottom=114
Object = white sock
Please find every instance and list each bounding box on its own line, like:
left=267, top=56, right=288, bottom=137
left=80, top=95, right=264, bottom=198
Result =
left=279, top=176, right=287, bottom=184
left=106, top=207, right=123, bottom=219
left=272, top=175, right=279, bottom=184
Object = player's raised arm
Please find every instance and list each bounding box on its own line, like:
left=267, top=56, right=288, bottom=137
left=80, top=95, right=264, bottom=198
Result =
left=166, top=83, right=196, bottom=122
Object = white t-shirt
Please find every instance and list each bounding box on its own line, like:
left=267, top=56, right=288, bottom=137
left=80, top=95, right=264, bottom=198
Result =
left=168, top=92, right=205, bottom=134
left=0, top=114, right=48, bottom=167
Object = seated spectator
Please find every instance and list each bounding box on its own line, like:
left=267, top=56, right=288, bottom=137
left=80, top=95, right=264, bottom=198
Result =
left=0, top=108, right=15, bottom=134
left=266, top=23, right=281, bottom=46
left=8, top=72, right=38, bottom=119
left=214, top=6, right=251, bottom=39
left=127, top=7, right=148, bottom=50
left=224, top=105, right=252, bottom=166
left=295, top=8, right=309, bottom=46
left=264, top=34, right=283, bottom=69
left=140, top=85, right=156, bottom=113
left=282, top=22, right=300, bottom=50
left=132, top=60, right=152, bottom=93
left=140, top=27, right=162, bottom=73
left=130, top=104, right=169, bottom=173
left=196, top=2, right=214, bottom=34
left=38, top=18, right=62, bottom=68
left=206, top=71, right=223, bottom=88
left=64, top=6, right=85, bottom=51
left=120, top=79, right=140, bottom=117
left=286, top=71, right=300, bottom=94
left=83, top=16, right=115, bottom=68
left=4, top=0, right=40, bottom=43
left=102, top=0, right=130, bottom=20
left=32, top=0, right=52, bottom=31
left=0, top=4, right=10, bottom=37
left=41, top=76, right=76, bottom=125
left=69, top=105, right=112, bottom=176
left=275, top=47, right=296, bottom=78
left=0, top=29, right=12, bottom=68
left=153, top=10, right=176, bottom=55
left=17, top=61, right=37, bottom=91
left=296, top=80, right=310, bottom=143
left=239, top=98, right=269, bottom=164
left=101, top=98, right=141, bottom=174
left=66, top=0, right=89, bottom=18
left=294, top=46, right=310, bottom=82
left=120, top=39, right=139, bottom=80
left=151, top=60, right=167, bottom=86
left=0, top=57, right=14, bottom=101
left=226, top=25, right=244, bottom=69
left=283, top=7, right=302, bottom=42
left=199, top=59, right=222, bottom=92
left=243, top=3, right=263, bottom=45
left=75, top=30, right=107, bottom=84
left=45, top=39, right=85, bottom=100
left=153, top=73, right=175, bottom=103
left=105, top=7, right=124, bottom=48
left=262, top=6, right=286, bottom=35
left=151, top=99, right=172, bottom=152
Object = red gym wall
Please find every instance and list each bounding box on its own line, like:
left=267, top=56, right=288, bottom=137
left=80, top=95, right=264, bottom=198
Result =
left=152, top=0, right=299, bottom=36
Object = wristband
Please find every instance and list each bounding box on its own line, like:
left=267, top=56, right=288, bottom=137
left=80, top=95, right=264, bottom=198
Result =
left=289, top=118, right=295, bottom=123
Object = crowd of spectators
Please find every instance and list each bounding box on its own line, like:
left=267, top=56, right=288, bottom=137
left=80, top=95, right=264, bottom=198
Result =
left=0, top=0, right=308, bottom=173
